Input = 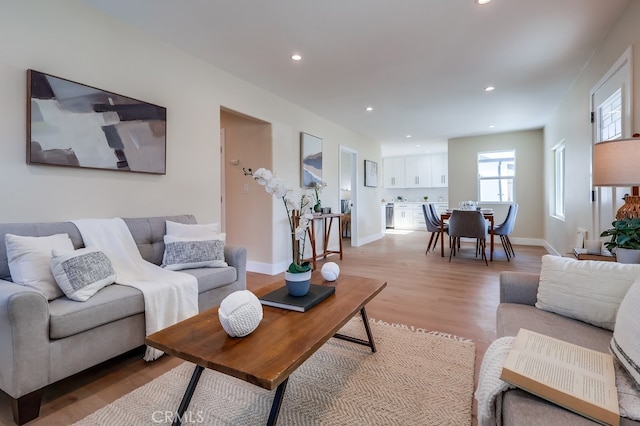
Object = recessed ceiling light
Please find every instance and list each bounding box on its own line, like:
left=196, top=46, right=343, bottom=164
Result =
left=365, top=106, right=373, bottom=111
left=416, top=144, right=421, bottom=147
left=489, top=125, right=496, bottom=128
left=476, top=0, right=492, bottom=4
left=484, top=86, right=495, bottom=92
left=291, top=54, right=302, bottom=61
left=406, top=134, right=412, bottom=138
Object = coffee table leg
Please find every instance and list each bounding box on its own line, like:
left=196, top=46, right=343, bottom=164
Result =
left=267, top=378, right=289, bottom=426
left=333, top=307, right=377, bottom=353
left=172, top=365, right=204, bottom=426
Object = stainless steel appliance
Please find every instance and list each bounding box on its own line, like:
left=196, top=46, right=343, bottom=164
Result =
left=386, top=203, right=394, bottom=229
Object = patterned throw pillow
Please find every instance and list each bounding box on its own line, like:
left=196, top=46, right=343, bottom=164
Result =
left=50, top=248, right=116, bottom=301
left=5, top=233, right=75, bottom=300
left=611, top=276, right=640, bottom=387
left=162, top=234, right=227, bottom=271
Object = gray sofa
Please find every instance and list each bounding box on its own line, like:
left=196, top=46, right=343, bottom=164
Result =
left=496, top=271, right=638, bottom=425
left=0, top=214, right=247, bottom=425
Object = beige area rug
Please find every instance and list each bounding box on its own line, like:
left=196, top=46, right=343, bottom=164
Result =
left=75, top=318, right=476, bottom=425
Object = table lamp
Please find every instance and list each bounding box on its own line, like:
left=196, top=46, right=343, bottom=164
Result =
left=592, top=138, right=640, bottom=219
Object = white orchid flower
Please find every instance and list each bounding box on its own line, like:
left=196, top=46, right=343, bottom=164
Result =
left=264, top=177, right=284, bottom=195
left=294, top=226, right=307, bottom=240
left=252, top=168, right=272, bottom=185
left=285, top=198, right=300, bottom=211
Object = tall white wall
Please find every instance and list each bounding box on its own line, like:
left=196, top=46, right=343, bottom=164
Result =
left=448, top=129, right=544, bottom=241
left=544, top=1, right=640, bottom=254
left=0, top=1, right=381, bottom=271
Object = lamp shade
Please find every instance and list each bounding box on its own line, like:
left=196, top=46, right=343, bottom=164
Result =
left=593, top=138, right=640, bottom=187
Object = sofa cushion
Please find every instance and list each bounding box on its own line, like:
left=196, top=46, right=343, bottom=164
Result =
left=181, top=267, right=238, bottom=293
left=497, top=303, right=613, bottom=352
left=122, top=215, right=196, bottom=266
left=611, top=277, right=640, bottom=387
left=49, top=266, right=238, bottom=339
left=162, top=234, right=227, bottom=270
left=535, top=255, right=640, bottom=330
left=49, top=284, right=144, bottom=339
left=165, top=220, right=220, bottom=237
left=50, top=248, right=116, bottom=301
left=0, top=221, right=85, bottom=281
left=5, top=233, right=75, bottom=300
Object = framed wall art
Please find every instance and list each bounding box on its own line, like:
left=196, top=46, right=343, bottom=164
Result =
left=364, top=160, right=378, bottom=187
left=300, top=132, right=323, bottom=187
left=27, top=69, right=167, bottom=174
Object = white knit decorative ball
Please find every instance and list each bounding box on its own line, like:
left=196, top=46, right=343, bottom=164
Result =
left=218, top=290, right=263, bottom=337
left=321, top=262, right=340, bottom=281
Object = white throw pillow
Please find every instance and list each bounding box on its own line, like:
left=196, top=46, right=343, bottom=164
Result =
left=535, top=254, right=640, bottom=330
left=165, top=221, right=220, bottom=238
left=5, top=233, right=74, bottom=300
left=162, top=234, right=227, bottom=271
left=50, top=248, right=116, bottom=302
left=611, top=276, right=640, bottom=387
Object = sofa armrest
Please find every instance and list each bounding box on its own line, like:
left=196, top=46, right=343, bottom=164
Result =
left=0, top=280, right=51, bottom=398
left=499, top=272, right=540, bottom=306
left=224, top=245, right=247, bottom=289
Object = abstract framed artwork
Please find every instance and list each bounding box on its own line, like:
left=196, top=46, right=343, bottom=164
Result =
left=27, top=69, right=167, bottom=174
left=300, top=132, right=323, bottom=187
left=364, top=160, right=378, bottom=187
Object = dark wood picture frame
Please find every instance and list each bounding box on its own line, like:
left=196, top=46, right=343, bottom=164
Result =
left=27, top=69, right=167, bottom=174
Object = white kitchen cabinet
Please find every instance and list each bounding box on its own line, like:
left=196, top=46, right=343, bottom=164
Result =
left=413, top=204, right=427, bottom=229
left=383, top=154, right=447, bottom=188
left=383, top=157, right=406, bottom=188
left=431, top=153, right=448, bottom=187
left=405, top=155, right=431, bottom=188
left=394, top=203, right=413, bottom=229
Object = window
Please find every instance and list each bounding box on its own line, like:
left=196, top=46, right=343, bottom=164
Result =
left=598, top=88, right=622, bottom=141
left=478, top=150, right=515, bottom=203
left=552, top=141, right=565, bottom=218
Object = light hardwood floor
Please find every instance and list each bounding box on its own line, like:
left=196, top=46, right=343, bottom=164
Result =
left=0, top=230, right=547, bottom=426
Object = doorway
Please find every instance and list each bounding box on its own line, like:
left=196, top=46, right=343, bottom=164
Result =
left=220, top=108, right=273, bottom=272
left=591, top=46, right=632, bottom=236
left=340, top=146, right=358, bottom=246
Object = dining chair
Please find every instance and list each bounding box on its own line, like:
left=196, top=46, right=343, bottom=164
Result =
left=493, top=204, right=518, bottom=260
left=447, top=209, right=488, bottom=265
left=422, top=204, right=448, bottom=254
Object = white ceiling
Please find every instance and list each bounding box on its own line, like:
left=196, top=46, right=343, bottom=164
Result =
left=82, top=0, right=629, bottom=156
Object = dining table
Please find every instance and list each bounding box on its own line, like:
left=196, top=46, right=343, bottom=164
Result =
left=440, top=210, right=495, bottom=261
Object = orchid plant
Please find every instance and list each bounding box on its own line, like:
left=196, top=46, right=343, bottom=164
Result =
left=244, top=167, right=314, bottom=273
left=310, top=180, right=327, bottom=212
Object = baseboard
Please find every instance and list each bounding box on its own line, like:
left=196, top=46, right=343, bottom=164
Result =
left=246, top=261, right=282, bottom=275
left=356, top=232, right=384, bottom=247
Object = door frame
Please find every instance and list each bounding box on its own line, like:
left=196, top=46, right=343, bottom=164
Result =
left=340, top=145, right=358, bottom=246
left=590, top=46, right=633, bottom=236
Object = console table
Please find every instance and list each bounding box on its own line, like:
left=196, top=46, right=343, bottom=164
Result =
left=305, top=213, right=344, bottom=269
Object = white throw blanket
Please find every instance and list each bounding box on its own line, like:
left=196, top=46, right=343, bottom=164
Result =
left=72, top=218, right=199, bottom=361
left=475, top=336, right=640, bottom=426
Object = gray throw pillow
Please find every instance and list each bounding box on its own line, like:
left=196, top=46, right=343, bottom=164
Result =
left=162, top=234, right=227, bottom=271
left=50, top=248, right=116, bottom=301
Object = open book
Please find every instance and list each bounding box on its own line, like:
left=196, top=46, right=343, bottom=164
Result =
left=500, top=329, right=619, bottom=425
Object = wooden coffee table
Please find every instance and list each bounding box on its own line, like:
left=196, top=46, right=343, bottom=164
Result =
left=146, top=272, right=386, bottom=426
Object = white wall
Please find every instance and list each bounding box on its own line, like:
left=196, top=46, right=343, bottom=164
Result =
left=448, top=129, right=544, bottom=241
left=544, top=1, right=640, bottom=254
left=0, top=1, right=381, bottom=271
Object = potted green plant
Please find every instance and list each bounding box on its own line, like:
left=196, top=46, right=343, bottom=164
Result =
left=600, top=218, right=640, bottom=263
left=423, top=196, right=429, bottom=202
